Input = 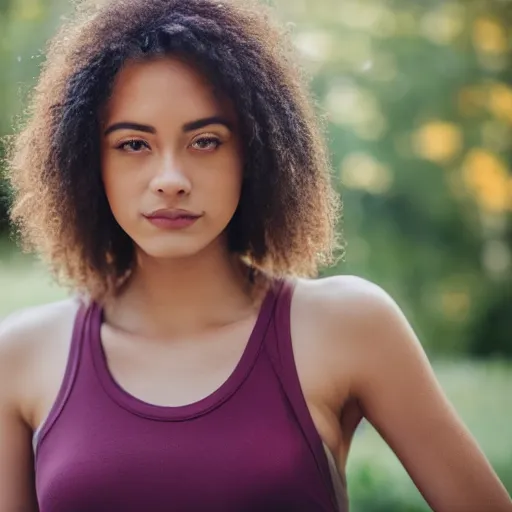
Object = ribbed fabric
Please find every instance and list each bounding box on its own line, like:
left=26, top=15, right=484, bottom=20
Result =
left=34, top=279, right=346, bottom=511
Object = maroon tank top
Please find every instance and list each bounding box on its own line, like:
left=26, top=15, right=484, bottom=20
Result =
left=34, top=279, right=347, bottom=511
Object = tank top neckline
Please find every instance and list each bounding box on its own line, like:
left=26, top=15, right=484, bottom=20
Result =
left=89, top=279, right=283, bottom=422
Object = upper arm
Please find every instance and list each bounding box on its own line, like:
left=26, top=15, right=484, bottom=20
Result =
left=0, top=398, right=38, bottom=511
left=0, top=319, right=39, bottom=511
left=326, top=277, right=512, bottom=512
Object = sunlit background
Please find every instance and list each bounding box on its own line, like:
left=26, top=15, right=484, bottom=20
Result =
left=0, top=0, right=511, bottom=510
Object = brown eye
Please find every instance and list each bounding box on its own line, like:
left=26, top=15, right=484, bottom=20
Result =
left=117, top=139, right=150, bottom=152
left=191, top=137, right=222, bottom=151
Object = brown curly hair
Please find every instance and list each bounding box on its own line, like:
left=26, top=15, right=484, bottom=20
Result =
left=6, top=0, right=341, bottom=299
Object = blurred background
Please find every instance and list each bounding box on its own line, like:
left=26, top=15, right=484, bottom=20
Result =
left=0, top=0, right=511, bottom=510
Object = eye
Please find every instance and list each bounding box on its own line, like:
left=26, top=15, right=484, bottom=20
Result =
left=116, top=139, right=150, bottom=153
left=191, top=137, right=222, bottom=151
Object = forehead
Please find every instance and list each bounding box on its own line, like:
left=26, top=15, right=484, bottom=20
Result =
left=103, top=56, right=233, bottom=122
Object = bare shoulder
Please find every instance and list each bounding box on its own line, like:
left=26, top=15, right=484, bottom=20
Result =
left=293, top=274, right=404, bottom=349
left=290, top=274, right=402, bottom=389
left=292, top=275, right=421, bottom=391
left=0, top=298, right=80, bottom=357
left=0, top=299, right=80, bottom=425
left=294, top=274, right=397, bottom=320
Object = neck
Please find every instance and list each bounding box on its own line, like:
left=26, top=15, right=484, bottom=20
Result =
left=106, top=240, right=259, bottom=338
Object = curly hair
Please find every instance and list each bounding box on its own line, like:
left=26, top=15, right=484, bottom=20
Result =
left=6, top=0, right=341, bottom=299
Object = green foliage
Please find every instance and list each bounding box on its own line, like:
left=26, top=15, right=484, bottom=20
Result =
left=0, top=0, right=13, bottom=17
left=0, top=0, right=72, bottom=231
left=348, top=463, right=427, bottom=512
left=469, top=281, right=512, bottom=359
left=347, top=456, right=512, bottom=512
left=274, top=0, right=512, bottom=358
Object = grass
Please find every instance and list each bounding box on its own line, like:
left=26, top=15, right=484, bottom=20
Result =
left=1, top=240, right=511, bottom=509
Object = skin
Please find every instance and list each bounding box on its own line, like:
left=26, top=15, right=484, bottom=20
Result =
left=0, top=56, right=511, bottom=512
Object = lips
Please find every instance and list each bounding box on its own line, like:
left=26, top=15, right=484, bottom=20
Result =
left=143, top=208, right=203, bottom=230
left=145, top=208, right=202, bottom=220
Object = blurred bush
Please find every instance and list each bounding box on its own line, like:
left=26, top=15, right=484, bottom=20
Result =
left=0, top=0, right=66, bottom=228
left=272, top=0, right=512, bottom=359
left=347, top=457, right=512, bottom=512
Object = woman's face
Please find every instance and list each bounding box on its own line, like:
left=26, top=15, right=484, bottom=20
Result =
left=101, top=56, right=243, bottom=261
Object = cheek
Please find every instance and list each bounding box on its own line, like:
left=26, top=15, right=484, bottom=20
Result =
left=205, top=162, right=243, bottom=218
left=101, top=165, right=141, bottom=223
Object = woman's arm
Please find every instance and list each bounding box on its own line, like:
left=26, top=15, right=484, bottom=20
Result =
left=0, top=318, right=40, bottom=512
left=340, top=278, right=512, bottom=512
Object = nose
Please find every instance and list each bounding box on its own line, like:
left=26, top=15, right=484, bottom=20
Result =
left=149, top=153, right=191, bottom=197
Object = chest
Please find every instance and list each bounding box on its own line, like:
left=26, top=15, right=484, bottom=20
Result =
left=35, top=360, right=334, bottom=512
left=32, top=302, right=358, bottom=466
left=99, top=322, right=255, bottom=407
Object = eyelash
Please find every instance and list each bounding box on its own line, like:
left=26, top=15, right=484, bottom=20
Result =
left=115, top=137, right=223, bottom=153
left=116, top=139, right=150, bottom=152
left=191, top=137, right=223, bottom=151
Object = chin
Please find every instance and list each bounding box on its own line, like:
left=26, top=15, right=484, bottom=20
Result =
left=135, top=233, right=224, bottom=261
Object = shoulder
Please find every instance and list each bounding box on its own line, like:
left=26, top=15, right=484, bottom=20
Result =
left=0, top=299, right=81, bottom=420
left=292, top=275, right=424, bottom=390
left=293, top=274, right=402, bottom=334
left=0, top=298, right=81, bottom=352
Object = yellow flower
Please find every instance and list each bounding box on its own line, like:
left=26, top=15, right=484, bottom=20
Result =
left=414, top=121, right=462, bottom=164
left=488, top=83, right=512, bottom=125
left=472, top=17, right=507, bottom=55
left=462, top=149, right=511, bottom=213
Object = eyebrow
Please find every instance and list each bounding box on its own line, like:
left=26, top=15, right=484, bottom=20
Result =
left=104, top=116, right=233, bottom=136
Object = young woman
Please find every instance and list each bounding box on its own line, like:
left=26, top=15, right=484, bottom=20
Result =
left=1, top=0, right=510, bottom=511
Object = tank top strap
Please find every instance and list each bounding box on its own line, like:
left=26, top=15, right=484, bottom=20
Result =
left=34, top=299, right=92, bottom=454
left=264, top=278, right=342, bottom=510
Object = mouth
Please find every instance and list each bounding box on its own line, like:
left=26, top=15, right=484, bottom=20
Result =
left=145, top=208, right=202, bottom=220
left=143, top=209, right=203, bottom=230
